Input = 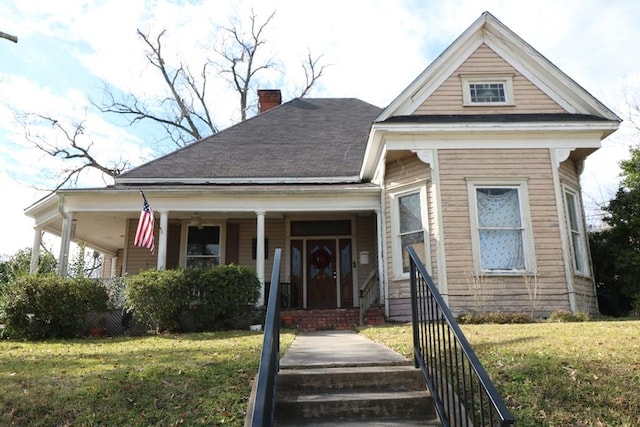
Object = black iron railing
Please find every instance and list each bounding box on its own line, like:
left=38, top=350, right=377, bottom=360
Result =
left=408, top=246, right=515, bottom=426
left=250, top=248, right=282, bottom=427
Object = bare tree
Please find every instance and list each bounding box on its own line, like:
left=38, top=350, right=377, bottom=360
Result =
left=297, top=50, right=329, bottom=98
left=215, top=9, right=277, bottom=121
left=0, top=30, right=18, bottom=43
left=97, top=10, right=327, bottom=147
left=96, top=29, right=217, bottom=148
left=216, top=10, right=328, bottom=119
left=19, top=113, right=129, bottom=192
left=20, top=10, right=327, bottom=191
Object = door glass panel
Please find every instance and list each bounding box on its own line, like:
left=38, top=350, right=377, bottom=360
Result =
left=340, top=239, right=353, bottom=307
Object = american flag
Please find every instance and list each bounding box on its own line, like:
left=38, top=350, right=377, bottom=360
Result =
left=134, top=192, right=155, bottom=253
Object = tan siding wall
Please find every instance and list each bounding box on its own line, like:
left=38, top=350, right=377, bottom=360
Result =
left=234, top=218, right=286, bottom=282
left=101, top=249, right=124, bottom=277
left=415, top=44, right=566, bottom=115
left=439, top=148, right=572, bottom=314
left=125, top=218, right=157, bottom=275
left=384, top=154, right=431, bottom=302
left=356, top=214, right=377, bottom=290
left=559, top=157, right=598, bottom=314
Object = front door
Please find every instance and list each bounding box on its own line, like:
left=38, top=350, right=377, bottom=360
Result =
left=307, top=239, right=337, bottom=308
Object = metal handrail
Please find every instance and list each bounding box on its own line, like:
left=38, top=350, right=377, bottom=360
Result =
left=408, top=246, right=515, bottom=426
left=250, top=248, right=282, bottom=427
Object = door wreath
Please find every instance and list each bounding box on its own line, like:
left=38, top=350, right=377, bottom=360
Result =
left=311, top=247, right=331, bottom=270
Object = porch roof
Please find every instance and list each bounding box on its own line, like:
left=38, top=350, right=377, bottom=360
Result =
left=24, top=183, right=382, bottom=256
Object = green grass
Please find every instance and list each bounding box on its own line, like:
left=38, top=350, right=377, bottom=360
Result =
left=0, top=331, right=296, bottom=426
left=360, top=321, right=640, bottom=426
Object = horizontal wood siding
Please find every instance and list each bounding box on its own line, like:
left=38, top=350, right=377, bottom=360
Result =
left=384, top=154, right=431, bottom=316
left=559, top=157, right=598, bottom=314
left=125, top=218, right=157, bottom=275
left=439, top=148, right=572, bottom=315
left=415, top=44, right=566, bottom=115
left=356, top=214, right=377, bottom=291
left=234, top=218, right=286, bottom=282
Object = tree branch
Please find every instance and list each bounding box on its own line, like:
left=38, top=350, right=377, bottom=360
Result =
left=297, top=50, right=329, bottom=98
left=0, top=30, right=17, bottom=43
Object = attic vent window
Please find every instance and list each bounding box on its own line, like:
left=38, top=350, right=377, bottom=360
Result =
left=462, top=75, right=514, bottom=106
left=470, top=83, right=505, bottom=102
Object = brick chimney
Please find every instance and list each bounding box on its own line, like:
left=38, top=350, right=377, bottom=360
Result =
left=258, top=89, right=282, bottom=113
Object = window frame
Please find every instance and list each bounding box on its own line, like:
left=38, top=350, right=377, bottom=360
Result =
left=461, top=74, right=515, bottom=107
left=467, top=178, right=535, bottom=275
left=563, top=185, right=589, bottom=277
left=390, top=184, right=429, bottom=279
left=184, top=224, right=222, bottom=269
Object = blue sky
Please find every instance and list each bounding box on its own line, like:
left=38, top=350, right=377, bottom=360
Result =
left=1, top=0, right=639, bottom=257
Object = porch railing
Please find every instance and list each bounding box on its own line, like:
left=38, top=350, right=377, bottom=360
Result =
left=250, top=248, right=282, bottom=427
left=408, top=246, right=515, bottom=426
left=359, top=269, right=380, bottom=325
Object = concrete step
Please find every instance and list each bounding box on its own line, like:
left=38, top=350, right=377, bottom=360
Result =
left=276, top=390, right=433, bottom=420
left=277, top=417, right=441, bottom=426
left=275, top=365, right=438, bottom=425
left=277, top=365, right=425, bottom=391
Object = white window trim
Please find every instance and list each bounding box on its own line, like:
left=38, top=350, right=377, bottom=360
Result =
left=461, top=74, right=515, bottom=106
left=563, top=185, right=590, bottom=277
left=466, top=178, right=535, bottom=275
left=390, top=184, right=430, bottom=280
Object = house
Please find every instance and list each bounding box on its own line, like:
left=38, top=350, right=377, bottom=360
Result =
left=25, top=12, right=620, bottom=323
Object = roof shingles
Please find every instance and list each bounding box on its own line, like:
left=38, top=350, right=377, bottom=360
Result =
left=118, top=98, right=382, bottom=183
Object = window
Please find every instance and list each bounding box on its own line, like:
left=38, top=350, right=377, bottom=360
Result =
left=469, top=83, right=505, bottom=103
left=461, top=75, right=514, bottom=106
left=468, top=180, right=534, bottom=274
left=186, top=226, right=220, bottom=269
left=564, top=189, right=587, bottom=275
left=392, top=188, right=427, bottom=276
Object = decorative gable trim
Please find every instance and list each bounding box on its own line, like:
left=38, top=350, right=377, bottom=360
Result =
left=376, top=12, right=621, bottom=123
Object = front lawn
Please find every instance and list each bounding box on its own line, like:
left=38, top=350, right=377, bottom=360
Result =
left=0, top=331, right=296, bottom=426
left=360, top=320, right=640, bottom=426
left=2, top=322, right=638, bottom=426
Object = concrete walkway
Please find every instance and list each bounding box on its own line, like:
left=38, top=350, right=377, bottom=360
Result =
left=279, top=330, right=411, bottom=368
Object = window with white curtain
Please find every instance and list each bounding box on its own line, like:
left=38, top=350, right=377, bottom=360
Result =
left=564, top=188, right=587, bottom=275
left=468, top=180, right=534, bottom=274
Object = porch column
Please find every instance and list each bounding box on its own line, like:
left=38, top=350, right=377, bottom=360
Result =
left=29, top=226, right=43, bottom=273
left=110, top=256, right=118, bottom=278
left=256, top=210, right=266, bottom=305
left=57, top=212, right=74, bottom=277
left=375, top=209, right=385, bottom=313
left=157, top=211, right=168, bottom=270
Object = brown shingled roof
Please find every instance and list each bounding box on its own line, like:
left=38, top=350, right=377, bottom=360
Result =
left=117, top=98, right=382, bottom=183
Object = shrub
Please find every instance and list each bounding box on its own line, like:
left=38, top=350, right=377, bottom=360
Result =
left=548, top=310, right=590, bottom=322
left=457, top=311, right=533, bottom=325
left=125, top=269, right=190, bottom=333
left=124, top=266, right=260, bottom=333
left=187, top=265, right=261, bottom=331
left=0, top=274, right=109, bottom=340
